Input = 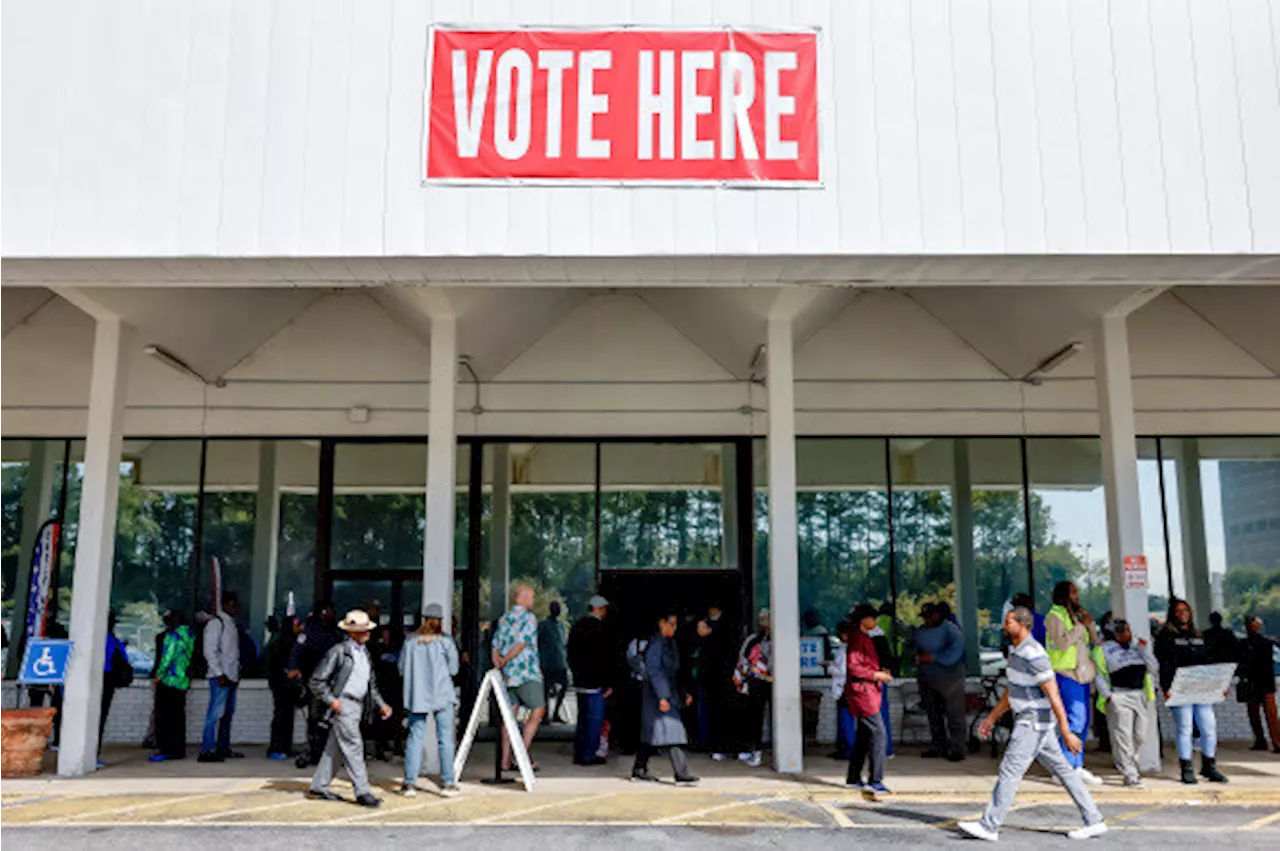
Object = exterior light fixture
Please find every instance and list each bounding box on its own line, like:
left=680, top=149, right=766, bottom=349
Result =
left=1022, top=341, right=1083, bottom=386
left=143, top=344, right=222, bottom=386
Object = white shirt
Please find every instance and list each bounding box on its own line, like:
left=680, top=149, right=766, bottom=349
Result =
left=203, top=611, right=241, bottom=682
left=343, top=640, right=371, bottom=700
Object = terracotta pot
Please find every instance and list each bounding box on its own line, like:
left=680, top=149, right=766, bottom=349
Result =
left=1, top=707, right=57, bottom=778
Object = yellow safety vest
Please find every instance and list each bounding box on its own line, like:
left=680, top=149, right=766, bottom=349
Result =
left=1046, top=605, right=1078, bottom=672
left=1092, top=644, right=1155, bottom=713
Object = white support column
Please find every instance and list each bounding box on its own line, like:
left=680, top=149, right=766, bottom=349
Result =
left=950, top=439, right=981, bottom=676
left=249, top=441, right=281, bottom=640
left=766, top=314, right=803, bottom=774
left=58, top=313, right=131, bottom=777
left=424, top=311, right=458, bottom=631
left=1095, top=312, right=1159, bottom=773
left=1174, top=438, right=1213, bottom=619
left=489, top=444, right=511, bottom=623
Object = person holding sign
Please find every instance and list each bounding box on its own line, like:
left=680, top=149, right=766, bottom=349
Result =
left=1155, top=599, right=1229, bottom=784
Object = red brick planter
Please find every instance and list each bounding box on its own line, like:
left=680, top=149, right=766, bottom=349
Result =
left=1, top=707, right=57, bottom=777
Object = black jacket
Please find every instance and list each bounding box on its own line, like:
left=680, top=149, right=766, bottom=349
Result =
left=1203, top=625, right=1238, bottom=664
left=1237, top=632, right=1278, bottom=700
left=309, top=640, right=388, bottom=719
left=567, top=614, right=614, bottom=690
left=1154, top=625, right=1211, bottom=692
left=289, top=617, right=342, bottom=677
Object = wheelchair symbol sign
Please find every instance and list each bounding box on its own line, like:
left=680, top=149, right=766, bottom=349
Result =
left=18, top=639, right=74, bottom=685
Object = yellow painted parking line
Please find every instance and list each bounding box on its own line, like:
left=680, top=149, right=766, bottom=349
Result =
left=335, top=794, right=462, bottom=824
left=39, top=792, right=226, bottom=824
left=474, top=792, right=620, bottom=824
left=654, top=795, right=784, bottom=825
left=1109, top=803, right=1167, bottom=823
left=184, top=795, right=312, bottom=822
left=816, top=800, right=855, bottom=828
left=1241, top=810, right=1280, bottom=830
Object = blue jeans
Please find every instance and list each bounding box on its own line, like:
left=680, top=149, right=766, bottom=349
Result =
left=405, top=705, right=457, bottom=787
left=1056, top=675, right=1090, bottom=769
left=574, top=691, right=607, bottom=763
left=201, top=680, right=237, bottom=755
left=880, top=683, right=894, bottom=756
left=1171, top=703, right=1217, bottom=760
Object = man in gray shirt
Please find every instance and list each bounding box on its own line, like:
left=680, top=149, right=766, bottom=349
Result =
left=307, top=610, right=391, bottom=807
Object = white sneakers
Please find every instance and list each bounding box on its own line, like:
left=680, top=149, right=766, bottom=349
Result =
left=711, top=753, right=727, bottom=761
left=957, top=821, right=999, bottom=842
left=745, top=751, right=763, bottom=768
left=1067, top=822, right=1109, bottom=840
left=958, top=820, right=1108, bottom=842
left=439, top=785, right=461, bottom=798
left=736, top=751, right=753, bottom=761
left=399, top=785, right=418, bottom=798
left=1077, top=768, right=1104, bottom=786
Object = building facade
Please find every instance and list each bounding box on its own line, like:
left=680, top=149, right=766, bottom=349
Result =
left=2, top=0, right=1279, bottom=777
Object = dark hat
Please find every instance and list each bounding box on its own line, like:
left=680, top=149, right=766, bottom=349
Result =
left=851, top=604, right=879, bottom=622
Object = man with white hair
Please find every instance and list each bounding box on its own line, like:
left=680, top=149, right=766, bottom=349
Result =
left=307, top=609, right=392, bottom=807
left=492, top=584, right=546, bottom=772
left=958, top=606, right=1107, bottom=842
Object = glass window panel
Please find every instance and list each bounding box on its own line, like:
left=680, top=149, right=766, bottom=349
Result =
left=599, top=443, right=731, bottom=571
left=2, top=440, right=34, bottom=639
left=890, top=438, right=956, bottom=637
left=1026, top=438, right=1110, bottom=617
left=795, top=438, right=890, bottom=635
left=1138, top=438, right=1185, bottom=608
left=969, top=439, right=1029, bottom=657
left=111, top=439, right=202, bottom=671
left=331, top=443, right=427, bottom=571
left=276, top=440, right=321, bottom=619
left=1192, top=437, right=1280, bottom=629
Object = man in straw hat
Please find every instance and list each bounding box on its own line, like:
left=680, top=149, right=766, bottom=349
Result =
left=307, top=609, right=392, bottom=807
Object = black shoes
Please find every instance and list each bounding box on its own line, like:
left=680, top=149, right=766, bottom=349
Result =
left=307, top=790, right=342, bottom=801
left=573, top=757, right=607, bottom=766
left=947, top=750, right=966, bottom=763
left=197, top=752, right=224, bottom=763
left=1251, top=740, right=1269, bottom=751
left=921, top=749, right=942, bottom=758
left=674, top=775, right=700, bottom=786
left=1179, top=758, right=1197, bottom=784
left=630, top=770, right=656, bottom=782
left=1200, top=756, right=1228, bottom=783
left=217, top=750, right=246, bottom=759
left=355, top=793, right=383, bottom=808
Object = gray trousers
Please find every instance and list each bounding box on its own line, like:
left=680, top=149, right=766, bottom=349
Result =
left=980, top=721, right=1103, bottom=833
left=310, top=699, right=371, bottom=798
left=920, top=671, right=967, bottom=754
left=1107, top=690, right=1149, bottom=784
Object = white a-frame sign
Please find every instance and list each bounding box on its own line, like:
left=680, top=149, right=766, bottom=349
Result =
left=454, top=668, right=536, bottom=791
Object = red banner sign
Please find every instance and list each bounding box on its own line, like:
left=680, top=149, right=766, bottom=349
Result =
left=425, top=27, right=820, bottom=184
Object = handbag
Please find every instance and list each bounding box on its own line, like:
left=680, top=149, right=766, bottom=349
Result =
left=109, top=645, right=135, bottom=688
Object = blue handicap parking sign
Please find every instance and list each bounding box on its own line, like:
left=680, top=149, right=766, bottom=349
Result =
left=18, top=638, right=74, bottom=685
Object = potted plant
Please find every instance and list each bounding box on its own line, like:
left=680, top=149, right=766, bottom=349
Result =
left=0, top=707, right=57, bottom=777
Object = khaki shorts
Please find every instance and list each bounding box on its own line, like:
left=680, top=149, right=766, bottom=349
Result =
left=507, top=680, right=546, bottom=710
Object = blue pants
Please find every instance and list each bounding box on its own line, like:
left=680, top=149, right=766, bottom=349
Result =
left=1056, top=675, right=1090, bottom=769
left=405, top=705, right=456, bottom=787
left=574, top=691, right=607, bottom=763
left=201, top=680, right=237, bottom=755
left=880, top=683, right=894, bottom=756
left=1171, top=703, right=1217, bottom=761
left=837, top=704, right=858, bottom=758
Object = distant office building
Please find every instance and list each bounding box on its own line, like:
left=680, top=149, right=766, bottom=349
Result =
left=1220, top=461, right=1280, bottom=573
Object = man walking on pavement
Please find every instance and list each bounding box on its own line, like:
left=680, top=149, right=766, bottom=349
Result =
left=199, top=592, right=243, bottom=762
left=1092, top=619, right=1159, bottom=787
left=568, top=594, right=614, bottom=765
left=1045, top=581, right=1102, bottom=785
left=307, top=610, right=393, bottom=807
left=958, top=607, right=1107, bottom=842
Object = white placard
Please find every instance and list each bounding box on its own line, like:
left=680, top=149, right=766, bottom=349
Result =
left=453, top=668, right=536, bottom=791
left=1165, top=663, right=1237, bottom=707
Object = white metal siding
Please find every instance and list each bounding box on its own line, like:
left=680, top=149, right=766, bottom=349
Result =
left=3, top=0, right=1278, bottom=258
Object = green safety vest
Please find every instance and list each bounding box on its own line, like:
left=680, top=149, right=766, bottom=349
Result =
left=1046, top=605, right=1078, bottom=672
left=1091, top=644, right=1155, bottom=713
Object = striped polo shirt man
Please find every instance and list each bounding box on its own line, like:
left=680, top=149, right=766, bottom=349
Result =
left=1006, top=636, right=1055, bottom=731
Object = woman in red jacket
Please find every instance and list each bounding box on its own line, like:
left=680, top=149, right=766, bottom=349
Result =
left=845, top=604, right=895, bottom=796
